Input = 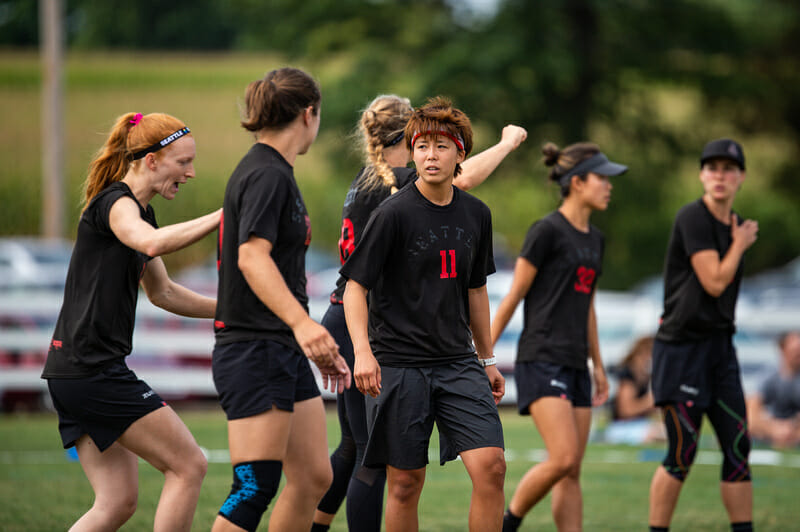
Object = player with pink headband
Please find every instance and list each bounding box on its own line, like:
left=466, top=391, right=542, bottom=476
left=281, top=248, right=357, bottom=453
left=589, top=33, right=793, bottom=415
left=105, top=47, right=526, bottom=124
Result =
left=341, top=96, right=507, bottom=531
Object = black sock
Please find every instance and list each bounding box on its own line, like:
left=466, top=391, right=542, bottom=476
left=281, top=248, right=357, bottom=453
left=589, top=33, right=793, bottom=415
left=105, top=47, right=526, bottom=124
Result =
left=649, top=527, right=669, bottom=532
left=731, top=522, right=753, bottom=532
left=503, top=508, right=523, bottom=532
left=310, top=524, right=330, bottom=532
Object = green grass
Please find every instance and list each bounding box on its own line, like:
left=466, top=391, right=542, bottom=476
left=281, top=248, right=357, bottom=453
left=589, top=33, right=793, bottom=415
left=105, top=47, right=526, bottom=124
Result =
left=1, top=406, right=798, bottom=531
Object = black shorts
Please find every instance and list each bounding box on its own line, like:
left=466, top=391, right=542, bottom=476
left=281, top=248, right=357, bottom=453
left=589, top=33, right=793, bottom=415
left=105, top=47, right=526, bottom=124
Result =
left=363, top=358, right=504, bottom=469
left=212, top=339, right=321, bottom=420
left=47, top=360, right=166, bottom=452
left=651, top=333, right=742, bottom=410
left=514, top=360, right=592, bottom=414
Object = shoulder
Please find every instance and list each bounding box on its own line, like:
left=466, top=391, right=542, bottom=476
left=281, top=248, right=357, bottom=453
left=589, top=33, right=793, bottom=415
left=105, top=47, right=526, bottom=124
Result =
left=589, top=223, right=605, bottom=241
left=393, top=167, right=417, bottom=188
left=674, top=199, right=705, bottom=223
left=457, top=188, right=490, bottom=214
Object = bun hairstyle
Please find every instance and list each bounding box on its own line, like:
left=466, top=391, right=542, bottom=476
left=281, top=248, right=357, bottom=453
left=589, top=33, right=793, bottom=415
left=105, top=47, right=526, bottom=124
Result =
left=358, top=94, right=413, bottom=192
left=241, top=67, right=321, bottom=133
left=404, top=96, right=474, bottom=177
left=83, top=112, right=189, bottom=211
left=542, top=141, right=600, bottom=198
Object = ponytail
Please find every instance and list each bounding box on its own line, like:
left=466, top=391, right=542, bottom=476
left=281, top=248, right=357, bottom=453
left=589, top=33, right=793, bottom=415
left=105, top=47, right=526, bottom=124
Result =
left=82, top=112, right=188, bottom=211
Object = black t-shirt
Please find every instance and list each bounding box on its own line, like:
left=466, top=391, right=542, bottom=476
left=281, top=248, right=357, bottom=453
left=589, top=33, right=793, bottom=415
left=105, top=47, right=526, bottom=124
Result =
left=517, top=211, right=604, bottom=369
left=214, top=143, right=311, bottom=352
left=760, top=370, right=800, bottom=419
left=656, top=199, right=744, bottom=343
left=42, top=182, right=157, bottom=378
left=330, top=166, right=417, bottom=304
left=339, top=183, right=495, bottom=367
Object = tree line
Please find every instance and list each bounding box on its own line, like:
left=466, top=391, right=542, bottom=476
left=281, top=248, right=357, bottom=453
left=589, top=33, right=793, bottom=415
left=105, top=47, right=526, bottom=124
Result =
left=3, top=0, right=799, bottom=287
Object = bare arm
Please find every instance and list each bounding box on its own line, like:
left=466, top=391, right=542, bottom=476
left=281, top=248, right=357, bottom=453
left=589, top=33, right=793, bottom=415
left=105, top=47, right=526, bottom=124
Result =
left=453, top=125, right=527, bottom=191
left=588, top=297, right=608, bottom=406
left=491, top=257, right=536, bottom=346
left=238, top=236, right=348, bottom=382
left=140, top=256, right=215, bottom=318
left=109, top=197, right=221, bottom=258
left=615, top=380, right=655, bottom=419
left=470, top=284, right=505, bottom=404
left=691, top=214, right=758, bottom=297
left=343, top=279, right=381, bottom=397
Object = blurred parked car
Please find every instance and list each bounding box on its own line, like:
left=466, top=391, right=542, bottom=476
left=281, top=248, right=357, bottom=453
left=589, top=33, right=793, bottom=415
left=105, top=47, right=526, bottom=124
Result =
left=0, top=237, right=73, bottom=293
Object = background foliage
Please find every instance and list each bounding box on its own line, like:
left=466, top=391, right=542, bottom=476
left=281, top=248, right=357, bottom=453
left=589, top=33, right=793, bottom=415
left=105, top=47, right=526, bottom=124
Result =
left=1, top=0, right=799, bottom=288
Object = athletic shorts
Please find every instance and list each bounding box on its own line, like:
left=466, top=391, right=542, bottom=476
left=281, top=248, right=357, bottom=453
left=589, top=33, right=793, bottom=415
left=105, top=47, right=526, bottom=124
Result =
left=514, top=360, right=592, bottom=415
left=212, top=339, right=321, bottom=420
left=363, top=358, right=504, bottom=469
left=47, top=360, right=166, bottom=452
left=651, top=333, right=742, bottom=410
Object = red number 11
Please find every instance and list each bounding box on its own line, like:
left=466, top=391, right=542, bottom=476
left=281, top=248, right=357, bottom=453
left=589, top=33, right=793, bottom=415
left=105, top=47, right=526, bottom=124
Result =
left=440, top=249, right=457, bottom=279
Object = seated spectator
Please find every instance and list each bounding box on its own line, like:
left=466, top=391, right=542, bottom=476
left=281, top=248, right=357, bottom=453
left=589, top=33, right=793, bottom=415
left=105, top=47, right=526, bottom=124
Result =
left=747, top=331, right=800, bottom=448
left=605, top=335, right=664, bottom=444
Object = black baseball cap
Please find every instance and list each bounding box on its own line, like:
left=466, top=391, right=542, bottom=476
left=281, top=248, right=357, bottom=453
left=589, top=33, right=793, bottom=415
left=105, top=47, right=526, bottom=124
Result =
left=700, top=138, right=745, bottom=170
left=558, top=152, right=628, bottom=186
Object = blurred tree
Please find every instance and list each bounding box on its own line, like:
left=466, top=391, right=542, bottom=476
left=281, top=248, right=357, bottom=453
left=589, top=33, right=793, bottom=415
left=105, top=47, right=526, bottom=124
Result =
left=69, top=0, right=237, bottom=50
left=2, top=0, right=799, bottom=286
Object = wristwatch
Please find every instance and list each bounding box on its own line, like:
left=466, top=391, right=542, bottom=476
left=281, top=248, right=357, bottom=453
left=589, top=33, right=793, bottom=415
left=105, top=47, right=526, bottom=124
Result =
left=479, top=355, right=497, bottom=367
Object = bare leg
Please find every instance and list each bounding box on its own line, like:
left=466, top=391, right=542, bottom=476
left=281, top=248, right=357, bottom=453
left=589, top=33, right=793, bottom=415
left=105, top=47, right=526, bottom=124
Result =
left=211, top=408, right=292, bottom=532
left=550, top=407, right=592, bottom=531
left=649, top=465, right=684, bottom=528
left=270, top=397, right=333, bottom=532
left=385, top=466, right=425, bottom=532
left=118, top=406, right=208, bottom=532
left=461, top=446, right=506, bottom=532
left=508, top=398, right=582, bottom=519
left=720, top=481, right=753, bottom=524
left=69, top=435, right=139, bottom=531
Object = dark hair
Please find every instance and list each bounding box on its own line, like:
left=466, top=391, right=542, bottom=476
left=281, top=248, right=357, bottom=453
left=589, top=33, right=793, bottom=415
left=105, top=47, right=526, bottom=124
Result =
left=778, top=331, right=800, bottom=351
left=619, top=335, right=655, bottom=368
left=542, top=141, right=600, bottom=198
left=358, top=94, right=413, bottom=191
left=83, top=112, right=189, bottom=211
left=404, top=96, right=473, bottom=177
left=241, top=67, right=321, bottom=132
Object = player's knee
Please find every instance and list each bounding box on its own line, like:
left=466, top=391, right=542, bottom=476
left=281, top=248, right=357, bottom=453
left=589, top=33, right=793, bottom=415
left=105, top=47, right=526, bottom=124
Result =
left=721, top=434, right=751, bottom=481
left=478, top=451, right=507, bottom=490
left=95, top=491, right=137, bottom=528
left=550, top=450, right=581, bottom=479
left=307, top=461, right=334, bottom=499
left=219, top=461, right=282, bottom=532
left=388, top=470, right=424, bottom=505
left=662, top=455, right=692, bottom=482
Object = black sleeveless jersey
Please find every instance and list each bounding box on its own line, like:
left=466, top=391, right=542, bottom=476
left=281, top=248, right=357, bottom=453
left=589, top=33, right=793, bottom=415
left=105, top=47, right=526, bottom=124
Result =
left=42, top=182, right=157, bottom=378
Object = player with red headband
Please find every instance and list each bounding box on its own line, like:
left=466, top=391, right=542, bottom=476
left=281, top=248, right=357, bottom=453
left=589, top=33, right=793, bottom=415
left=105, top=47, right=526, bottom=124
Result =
left=340, top=96, right=507, bottom=532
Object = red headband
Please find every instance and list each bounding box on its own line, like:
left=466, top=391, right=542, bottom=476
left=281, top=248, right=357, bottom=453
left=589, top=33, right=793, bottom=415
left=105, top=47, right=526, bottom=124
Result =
left=411, top=130, right=465, bottom=151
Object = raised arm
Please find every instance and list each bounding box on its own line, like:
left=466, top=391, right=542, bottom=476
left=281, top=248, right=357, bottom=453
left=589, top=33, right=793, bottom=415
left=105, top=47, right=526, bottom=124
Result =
left=691, top=214, right=758, bottom=297
left=453, top=125, right=528, bottom=191
left=109, top=197, right=221, bottom=258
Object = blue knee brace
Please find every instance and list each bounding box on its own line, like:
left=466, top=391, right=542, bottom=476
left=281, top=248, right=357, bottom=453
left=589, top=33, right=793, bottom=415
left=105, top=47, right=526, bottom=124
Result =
left=219, top=460, right=282, bottom=532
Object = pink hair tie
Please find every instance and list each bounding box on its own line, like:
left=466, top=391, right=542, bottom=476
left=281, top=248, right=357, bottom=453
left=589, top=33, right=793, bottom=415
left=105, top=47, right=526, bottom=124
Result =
left=129, top=113, right=143, bottom=126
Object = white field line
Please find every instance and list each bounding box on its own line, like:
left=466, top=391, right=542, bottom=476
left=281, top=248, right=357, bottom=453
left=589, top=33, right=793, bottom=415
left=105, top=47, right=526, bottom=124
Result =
left=2, top=447, right=799, bottom=468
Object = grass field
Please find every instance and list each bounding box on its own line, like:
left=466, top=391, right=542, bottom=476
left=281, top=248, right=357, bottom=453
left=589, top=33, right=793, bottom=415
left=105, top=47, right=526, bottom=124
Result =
left=1, top=405, right=798, bottom=531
